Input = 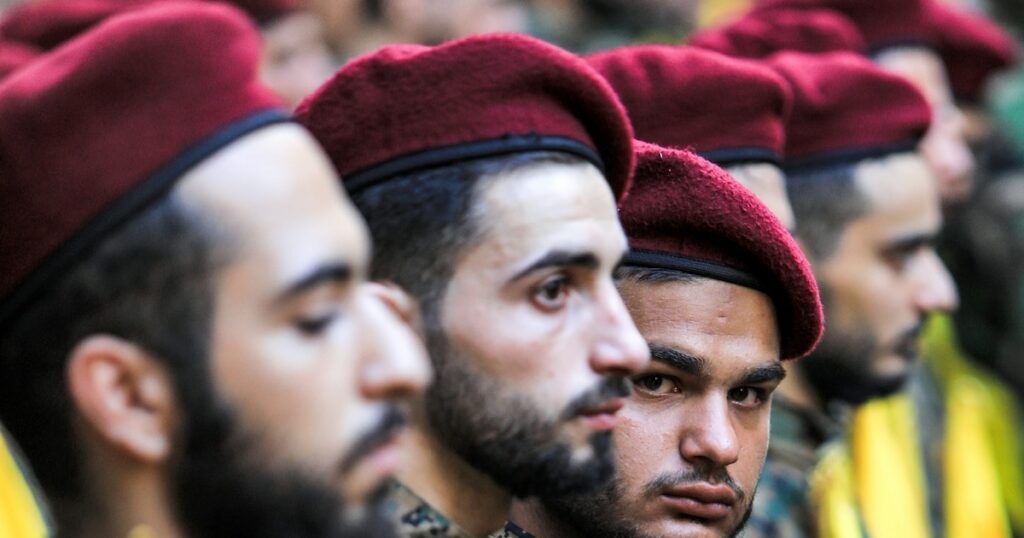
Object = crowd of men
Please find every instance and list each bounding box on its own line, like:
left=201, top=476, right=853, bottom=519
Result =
left=0, top=0, right=1022, bottom=537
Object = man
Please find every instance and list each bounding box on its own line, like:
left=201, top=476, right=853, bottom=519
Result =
left=297, top=34, right=650, bottom=537
left=587, top=44, right=796, bottom=228
left=0, top=4, right=429, bottom=536
left=0, top=0, right=333, bottom=106
left=506, top=140, right=823, bottom=538
left=740, top=51, right=959, bottom=537
left=757, top=0, right=976, bottom=206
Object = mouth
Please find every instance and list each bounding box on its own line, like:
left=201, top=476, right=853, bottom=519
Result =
left=660, top=482, right=738, bottom=521
left=576, top=397, right=625, bottom=431
left=337, top=408, right=407, bottom=500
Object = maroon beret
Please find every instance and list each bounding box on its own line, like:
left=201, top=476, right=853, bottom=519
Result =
left=757, top=0, right=933, bottom=52
left=587, top=45, right=791, bottom=166
left=296, top=33, right=635, bottom=201
left=767, top=51, right=932, bottom=170
left=689, top=6, right=865, bottom=58
left=0, top=2, right=285, bottom=325
left=621, top=141, right=823, bottom=360
left=0, top=0, right=143, bottom=51
left=929, top=3, right=1018, bottom=103
left=229, top=0, right=304, bottom=25
left=0, top=41, right=38, bottom=80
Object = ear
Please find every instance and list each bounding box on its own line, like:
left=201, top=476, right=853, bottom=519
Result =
left=67, top=336, right=177, bottom=463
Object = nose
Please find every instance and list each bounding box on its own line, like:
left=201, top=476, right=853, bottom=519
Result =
left=909, top=250, right=959, bottom=314
left=358, top=282, right=432, bottom=400
left=679, top=395, right=740, bottom=469
left=588, top=280, right=650, bottom=377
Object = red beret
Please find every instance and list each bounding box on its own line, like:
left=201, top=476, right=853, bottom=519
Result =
left=0, top=0, right=302, bottom=50
left=757, top=0, right=932, bottom=52
left=0, top=41, right=38, bottom=80
left=767, top=51, right=932, bottom=170
left=0, top=2, right=285, bottom=325
left=0, top=0, right=142, bottom=51
left=296, top=33, right=635, bottom=201
left=689, top=6, right=865, bottom=58
left=587, top=45, right=791, bottom=166
left=621, top=141, right=823, bottom=360
left=929, top=3, right=1018, bottom=103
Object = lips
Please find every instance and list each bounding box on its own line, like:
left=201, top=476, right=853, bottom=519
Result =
left=577, top=397, right=625, bottom=430
left=660, top=482, right=738, bottom=521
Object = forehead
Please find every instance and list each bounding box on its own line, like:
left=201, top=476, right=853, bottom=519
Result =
left=853, top=152, right=941, bottom=236
left=619, top=277, right=781, bottom=369
left=469, top=160, right=626, bottom=263
left=176, top=123, right=370, bottom=277
left=874, top=47, right=951, bottom=106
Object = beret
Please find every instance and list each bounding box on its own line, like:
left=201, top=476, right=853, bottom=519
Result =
left=0, top=0, right=301, bottom=50
left=0, top=0, right=142, bottom=51
left=0, top=41, right=38, bottom=80
left=929, top=3, right=1018, bottom=103
left=587, top=45, right=791, bottom=166
left=0, top=2, right=285, bottom=326
left=689, top=5, right=865, bottom=58
left=296, top=33, right=635, bottom=201
left=621, top=141, right=823, bottom=360
left=767, top=51, right=932, bottom=170
left=757, top=0, right=932, bottom=52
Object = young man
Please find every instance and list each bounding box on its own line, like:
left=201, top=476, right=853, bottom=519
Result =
left=297, top=34, right=650, bottom=537
left=0, top=4, right=429, bottom=536
left=587, top=45, right=796, bottom=229
left=758, top=0, right=977, bottom=206
left=742, top=51, right=959, bottom=537
left=508, top=141, right=823, bottom=538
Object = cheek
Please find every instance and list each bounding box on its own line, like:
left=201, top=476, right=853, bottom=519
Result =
left=614, top=405, right=681, bottom=486
left=728, top=412, right=770, bottom=494
left=211, top=320, right=365, bottom=466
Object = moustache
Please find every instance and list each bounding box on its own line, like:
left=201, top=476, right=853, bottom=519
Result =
left=560, top=376, right=632, bottom=421
left=642, top=468, right=746, bottom=504
left=339, top=406, right=406, bottom=474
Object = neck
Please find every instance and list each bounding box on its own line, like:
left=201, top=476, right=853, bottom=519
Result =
left=509, top=498, right=581, bottom=538
left=74, top=435, right=182, bottom=538
left=776, top=362, right=824, bottom=413
left=397, top=425, right=512, bottom=536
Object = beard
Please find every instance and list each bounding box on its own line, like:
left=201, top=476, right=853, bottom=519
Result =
left=422, top=328, right=629, bottom=498
left=168, top=375, right=398, bottom=538
left=540, top=468, right=753, bottom=538
left=799, top=291, right=922, bottom=407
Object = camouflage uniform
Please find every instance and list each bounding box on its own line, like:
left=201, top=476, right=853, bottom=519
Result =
left=744, top=396, right=842, bottom=538
left=384, top=480, right=532, bottom=538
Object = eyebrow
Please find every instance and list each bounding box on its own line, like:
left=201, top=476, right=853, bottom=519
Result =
left=508, top=249, right=601, bottom=283
left=884, top=232, right=936, bottom=253
left=649, top=344, right=709, bottom=379
left=275, top=262, right=352, bottom=304
left=739, top=363, right=787, bottom=385
left=650, top=344, right=786, bottom=386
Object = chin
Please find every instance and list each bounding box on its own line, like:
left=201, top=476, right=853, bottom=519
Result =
left=645, top=518, right=737, bottom=538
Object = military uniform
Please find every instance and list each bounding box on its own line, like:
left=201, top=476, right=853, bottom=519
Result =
left=385, top=481, right=534, bottom=538
left=744, top=396, right=841, bottom=538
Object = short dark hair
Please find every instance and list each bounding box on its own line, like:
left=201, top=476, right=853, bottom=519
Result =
left=350, top=150, right=586, bottom=329
left=785, top=161, right=872, bottom=259
left=0, top=192, right=226, bottom=504
left=614, top=265, right=700, bottom=285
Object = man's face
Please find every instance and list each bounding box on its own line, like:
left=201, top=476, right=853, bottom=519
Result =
left=875, top=47, right=976, bottom=206
left=174, top=124, right=430, bottom=534
left=544, top=277, right=782, bottom=538
left=725, top=162, right=795, bottom=231
left=426, top=160, right=650, bottom=497
left=260, top=11, right=335, bottom=107
left=802, top=153, right=957, bottom=405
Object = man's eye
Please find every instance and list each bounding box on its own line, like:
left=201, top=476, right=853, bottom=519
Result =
left=531, top=276, right=570, bottom=311
left=728, top=387, right=767, bottom=408
left=295, top=313, right=338, bottom=336
left=632, top=375, right=680, bottom=395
